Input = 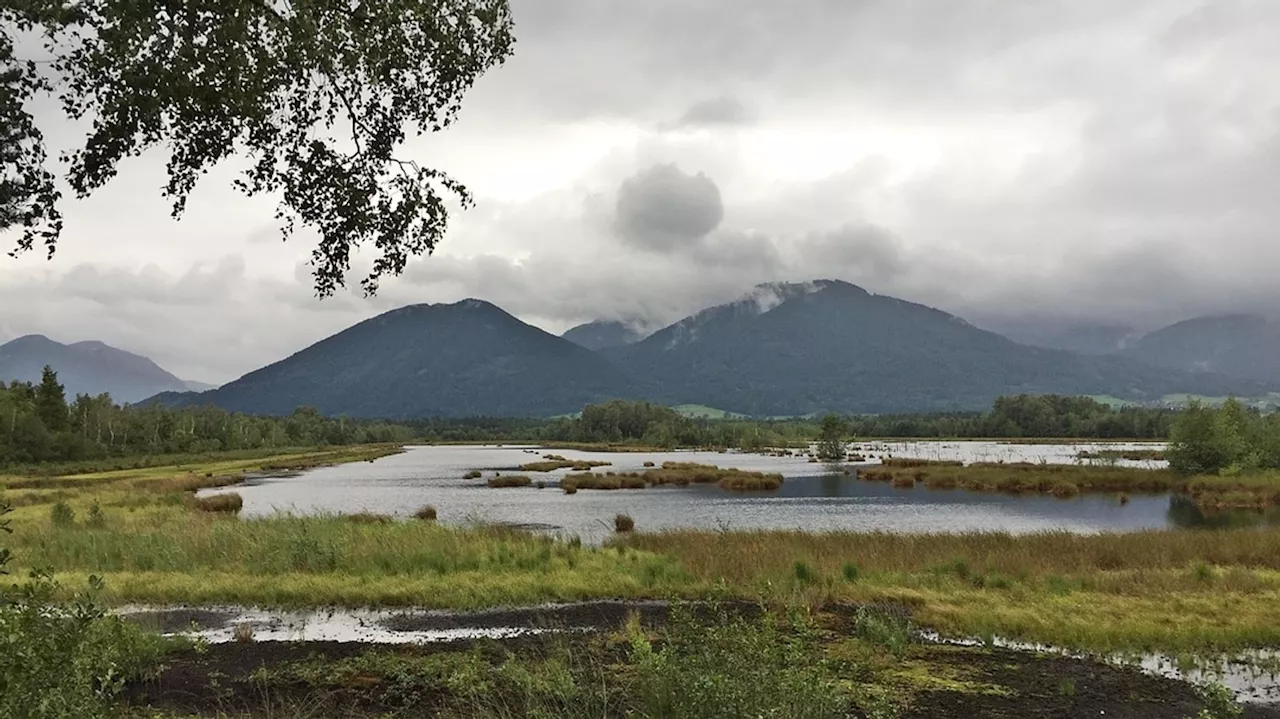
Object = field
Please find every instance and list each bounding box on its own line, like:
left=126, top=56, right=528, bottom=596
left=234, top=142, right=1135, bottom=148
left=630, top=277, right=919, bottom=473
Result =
left=4, top=445, right=1280, bottom=717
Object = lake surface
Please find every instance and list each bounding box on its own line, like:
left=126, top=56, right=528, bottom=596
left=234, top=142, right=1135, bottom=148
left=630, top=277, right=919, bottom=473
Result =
left=204, top=443, right=1280, bottom=543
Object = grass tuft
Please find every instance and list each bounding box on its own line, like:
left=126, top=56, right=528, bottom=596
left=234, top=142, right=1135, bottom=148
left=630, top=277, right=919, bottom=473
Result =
left=188, top=493, right=243, bottom=514
left=488, top=475, right=533, bottom=488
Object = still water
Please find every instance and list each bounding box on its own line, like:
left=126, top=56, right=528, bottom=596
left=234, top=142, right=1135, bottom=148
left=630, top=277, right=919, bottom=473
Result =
left=207, top=443, right=1278, bottom=543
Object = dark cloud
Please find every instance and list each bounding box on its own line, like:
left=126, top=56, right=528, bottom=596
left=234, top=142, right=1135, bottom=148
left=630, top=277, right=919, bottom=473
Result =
left=614, top=164, right=724, bottom=251
left=672, top=97, right=755, bottom=129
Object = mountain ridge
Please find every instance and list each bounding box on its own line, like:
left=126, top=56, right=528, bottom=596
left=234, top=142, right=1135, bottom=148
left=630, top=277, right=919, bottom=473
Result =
left=0, top=334, right=192, bottom=403
left=168, top=298, right=643, bottom=418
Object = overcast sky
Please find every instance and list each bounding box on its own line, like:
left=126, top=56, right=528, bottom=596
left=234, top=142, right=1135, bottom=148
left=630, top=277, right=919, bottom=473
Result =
left=3, top=0, right=1279, bottom=383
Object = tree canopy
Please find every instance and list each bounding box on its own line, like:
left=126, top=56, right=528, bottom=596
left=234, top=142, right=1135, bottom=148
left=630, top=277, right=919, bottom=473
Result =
left=1, top=0, right=514, bottom=295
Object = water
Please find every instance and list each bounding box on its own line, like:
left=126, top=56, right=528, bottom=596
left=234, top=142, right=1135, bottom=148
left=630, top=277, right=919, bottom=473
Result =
left=200, top=443, right=1280, bottom=543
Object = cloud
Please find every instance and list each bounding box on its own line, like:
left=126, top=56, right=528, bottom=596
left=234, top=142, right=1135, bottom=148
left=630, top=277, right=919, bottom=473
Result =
left=7, top=0, right=1280, bottom=384
left=671, top=97, right=755, bottom=129
left=613, top=164, right=724, bottom=251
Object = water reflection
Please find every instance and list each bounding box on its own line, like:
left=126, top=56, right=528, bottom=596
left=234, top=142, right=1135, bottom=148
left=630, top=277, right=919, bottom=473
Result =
left=203, top=444, right=1268, bottom=544
left=1166, top=496, right=1280, bottom=530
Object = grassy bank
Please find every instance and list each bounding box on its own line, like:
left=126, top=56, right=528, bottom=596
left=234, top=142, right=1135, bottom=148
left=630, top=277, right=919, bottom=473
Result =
left=861, top=459, right=1280, bottom=509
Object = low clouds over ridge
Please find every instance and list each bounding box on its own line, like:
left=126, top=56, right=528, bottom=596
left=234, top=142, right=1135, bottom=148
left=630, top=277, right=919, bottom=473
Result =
left=4, top=0, right=1280, bottom=383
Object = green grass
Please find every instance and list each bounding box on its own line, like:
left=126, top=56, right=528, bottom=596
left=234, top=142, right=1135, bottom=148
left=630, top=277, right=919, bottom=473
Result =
left=12, top=512, right=691, bottom=608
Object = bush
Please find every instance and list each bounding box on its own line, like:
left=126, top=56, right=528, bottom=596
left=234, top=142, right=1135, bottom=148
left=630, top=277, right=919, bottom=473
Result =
left=86, top=502, right=106, bottom=529
left=50, top=501, right=76, bottom=527
left=615, top=514, right=635, bottom=533
left=414, top=505, right=438, bottom=521
left=1, top=503, right=168, bottom=719
left=463, top=470, right=483, bottom=480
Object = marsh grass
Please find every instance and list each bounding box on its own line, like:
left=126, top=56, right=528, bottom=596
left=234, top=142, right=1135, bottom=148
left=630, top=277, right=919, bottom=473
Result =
left=624, top=528, right=1280, bottom=652
left=11, top=512, right=690, bottom=608
left=555, top=463, right=784, bottom=493
left=862, top=461, right=1191, bottom=499
left=414, top=505, right=438, bottom=521
left=188, top=493, right=243, bottom=514
left=519, top=455, right=611, bottom=472
left=488, top=475, right=533, bottom=488
left=615, top=514, right=635, bottom=533
left=345, top=512, right=393, bottom=524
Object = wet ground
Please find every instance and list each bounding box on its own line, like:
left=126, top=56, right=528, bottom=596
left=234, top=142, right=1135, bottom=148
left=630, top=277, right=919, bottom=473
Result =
left=122, top=601, right=1280, bottom=719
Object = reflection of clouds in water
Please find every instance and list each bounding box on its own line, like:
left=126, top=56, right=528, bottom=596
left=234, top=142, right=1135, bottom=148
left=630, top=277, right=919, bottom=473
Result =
left=199, top=443, right=1205, bottom=544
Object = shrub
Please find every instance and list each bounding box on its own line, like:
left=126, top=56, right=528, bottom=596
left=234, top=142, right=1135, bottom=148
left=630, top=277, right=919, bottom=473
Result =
left=615, top=514, right=635, bottom=533
left=86, top=502, right=106, bottom=529
left=488, top=475, right=533, bottom=488
left=0, top=503, right=169, bottom=719
left=463, top=470, right=483, bottom=480
left=563, top=484, right=578, bottom=495
left=50, top=501, right=76, bottom=527
left=413, top=505, right=438, bottom=521
left=842, top=563, right=860, bottom=582
left=793, top=560, right=818, bottom=584
left=188, top=493, right=243, bottom=513
left=233, top=622, right=255, bottom=643
left=643, top=461, right=656, bottom=467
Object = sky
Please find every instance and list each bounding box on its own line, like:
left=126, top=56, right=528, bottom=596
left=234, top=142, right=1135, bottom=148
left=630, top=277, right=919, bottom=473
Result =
left=3, top=0, right=1279, bottom=384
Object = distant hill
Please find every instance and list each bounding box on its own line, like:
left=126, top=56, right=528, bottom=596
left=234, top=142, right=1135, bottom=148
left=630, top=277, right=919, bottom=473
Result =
left=1120, top=314, right=1280, bottom=385
left=605, top=280, right=1264, bottom=416
left=562, top=321, right=649, bottom=351
left=982, top=320, right=1140, bottom=356
left=169, top=300, right=642, bottom=418
left=0, top=335, right=189, bottom=403
left=182, top=380, right=219, bottom=392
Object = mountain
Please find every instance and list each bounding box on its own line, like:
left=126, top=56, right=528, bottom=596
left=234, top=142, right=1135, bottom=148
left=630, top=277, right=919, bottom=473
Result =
left=1120, top=314, right=1280, bottom=385
left=0, top=335, right=189, bottom=403
left=171, top=300, right=641, bottom=418
left=606, top=280, right=1264, bottom=416
left=562, top=321, right=649, bottom=351
left=980, top=319, right=1140, bottom=356
left=182, top=380, right=219, bottom=392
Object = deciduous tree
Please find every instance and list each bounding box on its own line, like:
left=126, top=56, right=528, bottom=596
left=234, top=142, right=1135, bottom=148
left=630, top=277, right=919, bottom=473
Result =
left=2, top=0, right=514, bottom=295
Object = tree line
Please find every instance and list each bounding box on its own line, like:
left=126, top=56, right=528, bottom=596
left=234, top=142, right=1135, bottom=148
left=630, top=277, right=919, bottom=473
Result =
left=2, top=371, right=1193, bottom=467
left=0, top=368, right=415, bottom=466
left=413, top=395, right=1181, bottom=448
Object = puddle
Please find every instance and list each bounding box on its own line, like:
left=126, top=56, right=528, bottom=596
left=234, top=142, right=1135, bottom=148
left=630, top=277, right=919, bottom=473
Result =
left=921, top=630, right=1280, bottom=704
left=120, top=606, right=549, bottom=644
